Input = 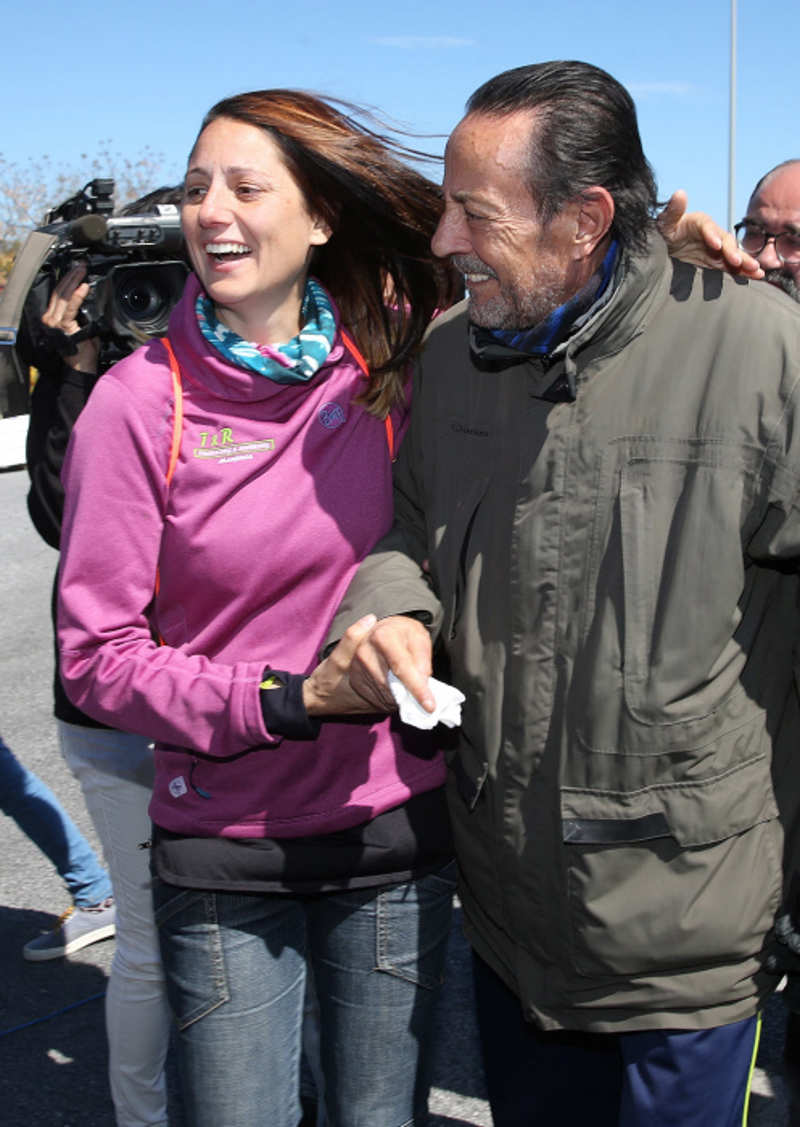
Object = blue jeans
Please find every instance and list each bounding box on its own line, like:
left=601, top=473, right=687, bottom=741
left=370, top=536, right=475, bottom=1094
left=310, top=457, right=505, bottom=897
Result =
left=154, top=860, right=457, bottom=1127
left=0, top=733, right=111, bottom=907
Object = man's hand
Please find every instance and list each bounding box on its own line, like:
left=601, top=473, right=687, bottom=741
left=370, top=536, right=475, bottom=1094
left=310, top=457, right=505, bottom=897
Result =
left=302, top=614, right=388, bottom=717
left=350, top=615, right=436, bottom=713
left=41, top=263, right=100, bottom=372
left=657, top=190, right=764, bottom=279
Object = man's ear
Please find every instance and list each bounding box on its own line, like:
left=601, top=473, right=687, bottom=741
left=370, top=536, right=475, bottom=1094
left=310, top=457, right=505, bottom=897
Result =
left=574, top=187, right=615, bottom=258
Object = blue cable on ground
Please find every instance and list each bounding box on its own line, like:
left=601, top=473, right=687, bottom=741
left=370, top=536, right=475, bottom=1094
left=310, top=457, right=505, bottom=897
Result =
left=0, top=990, right=106, bottom=1038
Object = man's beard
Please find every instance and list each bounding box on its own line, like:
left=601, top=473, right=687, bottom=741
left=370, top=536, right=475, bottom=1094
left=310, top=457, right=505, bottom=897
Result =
left=453, top=254, right=564, bottom=331
left=763, top=268, right=800, bottom=304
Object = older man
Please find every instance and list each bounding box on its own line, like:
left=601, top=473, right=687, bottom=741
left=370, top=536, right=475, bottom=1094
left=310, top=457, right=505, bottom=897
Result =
left=330, top=61, right=800, bottom=1125
left=736, top=158, right=800, bottom=1093
left=736, top=159, right=800, bottom=302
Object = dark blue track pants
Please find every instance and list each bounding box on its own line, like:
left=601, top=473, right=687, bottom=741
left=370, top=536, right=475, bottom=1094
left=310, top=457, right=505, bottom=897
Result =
left=473, top=953, right=760, bottom=1127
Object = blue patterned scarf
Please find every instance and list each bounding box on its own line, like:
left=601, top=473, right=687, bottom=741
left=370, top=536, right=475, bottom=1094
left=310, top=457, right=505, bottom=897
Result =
left=489, top=239, right=619, bottom=357
left=196, top=277, right=336, bottom=384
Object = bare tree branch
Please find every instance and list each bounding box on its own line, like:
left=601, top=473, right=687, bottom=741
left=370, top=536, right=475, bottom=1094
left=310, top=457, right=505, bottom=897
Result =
left=0, top=144, right=173, bottom=270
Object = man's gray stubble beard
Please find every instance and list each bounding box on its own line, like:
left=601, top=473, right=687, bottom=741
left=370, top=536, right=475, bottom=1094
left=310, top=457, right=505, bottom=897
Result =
left=763, top=268, right=800, bottom=303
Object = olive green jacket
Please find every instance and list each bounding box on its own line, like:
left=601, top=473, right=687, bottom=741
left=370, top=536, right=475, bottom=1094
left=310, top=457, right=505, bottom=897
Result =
left=331, top=234, right=800, bottom=1031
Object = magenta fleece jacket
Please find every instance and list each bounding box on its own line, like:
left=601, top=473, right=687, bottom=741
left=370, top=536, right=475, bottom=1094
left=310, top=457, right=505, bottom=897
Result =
left=58, top=275, right=445, bottom=838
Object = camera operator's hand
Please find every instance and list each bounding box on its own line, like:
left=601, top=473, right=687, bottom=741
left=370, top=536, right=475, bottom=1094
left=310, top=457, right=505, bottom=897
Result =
left=41, top=263, right=100, bottom=374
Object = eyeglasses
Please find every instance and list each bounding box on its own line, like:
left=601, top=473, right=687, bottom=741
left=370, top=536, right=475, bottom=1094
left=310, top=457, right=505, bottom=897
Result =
left=734, top=221, right=800, bottom=264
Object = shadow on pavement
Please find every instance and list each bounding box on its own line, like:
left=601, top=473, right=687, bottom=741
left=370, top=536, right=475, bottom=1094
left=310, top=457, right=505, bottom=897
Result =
left=1, top=906, right=113, bottom=1125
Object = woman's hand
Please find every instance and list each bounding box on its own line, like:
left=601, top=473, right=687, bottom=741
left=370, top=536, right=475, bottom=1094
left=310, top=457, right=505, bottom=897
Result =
left=41, top=263, right=100, bottom=372
left=303, top=614, right=391, bottom=716
left=657, top=190, right=763, bottom=279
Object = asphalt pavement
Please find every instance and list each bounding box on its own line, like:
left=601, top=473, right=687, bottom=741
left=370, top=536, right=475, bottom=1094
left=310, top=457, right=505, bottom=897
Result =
left=0, top=452, right=795, bottom=1126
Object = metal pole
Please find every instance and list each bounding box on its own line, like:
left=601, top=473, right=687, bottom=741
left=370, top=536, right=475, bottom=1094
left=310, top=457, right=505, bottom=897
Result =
left=728, top=0, right=737, bottom=231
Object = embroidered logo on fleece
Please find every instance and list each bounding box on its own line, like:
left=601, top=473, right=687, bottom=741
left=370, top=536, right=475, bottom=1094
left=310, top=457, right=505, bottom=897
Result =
left=169, top=776, right=188, bottom=798
left=319, top=402, right=347, bottom=430
left=193, top=427, right=275, bottom=465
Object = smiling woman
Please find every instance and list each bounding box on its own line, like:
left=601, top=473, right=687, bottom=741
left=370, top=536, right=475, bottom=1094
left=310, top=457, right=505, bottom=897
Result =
left=56, top=89, right=460, bottom=1127
left=182, top=118, right=333, bottom=346
left=188, top=88, right=460, bottom=414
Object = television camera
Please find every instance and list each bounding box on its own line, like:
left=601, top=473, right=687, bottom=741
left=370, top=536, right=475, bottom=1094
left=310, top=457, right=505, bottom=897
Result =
left=0, top=178, right=188, bottom=413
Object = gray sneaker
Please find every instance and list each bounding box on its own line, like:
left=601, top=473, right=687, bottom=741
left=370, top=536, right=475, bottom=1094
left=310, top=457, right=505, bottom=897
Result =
left=23, top=897, right=116, bottom=961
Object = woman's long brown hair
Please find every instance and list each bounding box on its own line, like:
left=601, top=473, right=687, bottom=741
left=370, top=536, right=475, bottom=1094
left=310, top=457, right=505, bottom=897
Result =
left=197, top=90, right=460, bottom=416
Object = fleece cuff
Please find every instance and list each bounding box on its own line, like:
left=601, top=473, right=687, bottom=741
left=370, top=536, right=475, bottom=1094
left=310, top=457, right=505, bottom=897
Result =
left=259, top=670, right=322, bottom=741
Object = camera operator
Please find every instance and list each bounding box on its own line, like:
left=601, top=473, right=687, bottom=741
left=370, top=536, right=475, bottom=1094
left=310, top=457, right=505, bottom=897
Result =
left=26, top=186, right=182, bottom=1127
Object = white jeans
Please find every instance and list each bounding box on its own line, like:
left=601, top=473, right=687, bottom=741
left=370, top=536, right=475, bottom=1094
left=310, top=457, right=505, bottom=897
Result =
left=58, top=721, right=170, bottom=1127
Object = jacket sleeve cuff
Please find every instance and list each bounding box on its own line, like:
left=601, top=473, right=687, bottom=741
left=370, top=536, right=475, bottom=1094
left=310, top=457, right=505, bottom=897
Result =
left=259, top=670, right=322, bottom=741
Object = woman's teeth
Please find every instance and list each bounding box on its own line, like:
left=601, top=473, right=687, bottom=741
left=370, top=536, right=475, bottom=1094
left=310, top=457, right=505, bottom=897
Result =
left=206, top=243, right=252, bottom=262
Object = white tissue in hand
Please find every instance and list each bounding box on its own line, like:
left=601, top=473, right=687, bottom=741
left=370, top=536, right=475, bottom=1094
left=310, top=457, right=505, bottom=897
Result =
left=388, top=671, right=465, bottom=730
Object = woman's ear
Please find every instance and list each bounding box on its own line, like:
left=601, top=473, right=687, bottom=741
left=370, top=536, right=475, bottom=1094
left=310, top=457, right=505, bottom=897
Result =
left=310, top=213, right=333, bottom=247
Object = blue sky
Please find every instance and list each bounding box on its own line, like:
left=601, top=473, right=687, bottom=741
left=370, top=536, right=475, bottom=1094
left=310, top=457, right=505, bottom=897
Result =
left=3, top=0, right=795, bottom=228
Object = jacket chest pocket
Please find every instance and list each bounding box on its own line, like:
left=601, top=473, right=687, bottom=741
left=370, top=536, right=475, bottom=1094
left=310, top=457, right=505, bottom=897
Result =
left=616, top=447, right=750, bottom=726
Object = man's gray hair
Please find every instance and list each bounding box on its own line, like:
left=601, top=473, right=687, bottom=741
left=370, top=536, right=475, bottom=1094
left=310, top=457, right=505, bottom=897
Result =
left=466, top=61, right=658, bottom=255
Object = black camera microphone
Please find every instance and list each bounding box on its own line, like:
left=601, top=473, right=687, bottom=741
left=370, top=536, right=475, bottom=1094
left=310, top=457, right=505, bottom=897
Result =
left=67, top=213, right=109, bottom=247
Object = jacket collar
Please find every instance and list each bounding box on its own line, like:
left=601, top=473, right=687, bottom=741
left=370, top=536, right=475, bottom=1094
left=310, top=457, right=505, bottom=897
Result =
left=468, top=230, right=672, bottom=398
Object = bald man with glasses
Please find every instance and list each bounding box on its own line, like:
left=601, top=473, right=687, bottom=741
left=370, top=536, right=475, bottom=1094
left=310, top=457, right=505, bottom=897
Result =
left=733, top=157, right=800, bottom=1115
left=736, top=160, right=800, bottom=303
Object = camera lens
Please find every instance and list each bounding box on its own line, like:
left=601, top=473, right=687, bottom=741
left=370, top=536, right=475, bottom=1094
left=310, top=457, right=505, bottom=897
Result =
left=117, top=272, right=168, bottom=321
left=108, top=262, right=188, bottom=343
